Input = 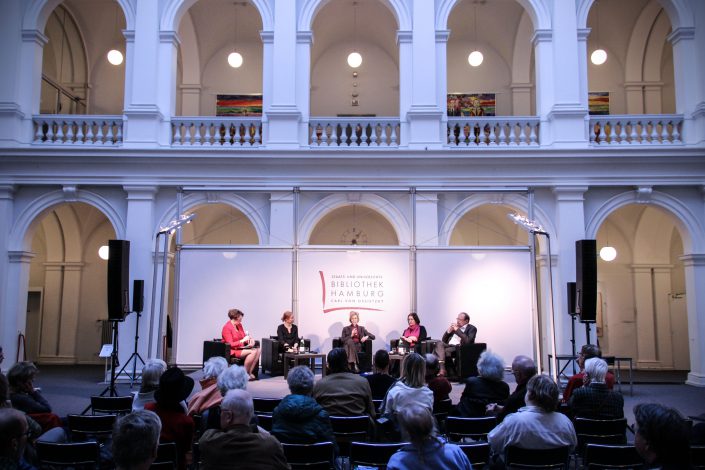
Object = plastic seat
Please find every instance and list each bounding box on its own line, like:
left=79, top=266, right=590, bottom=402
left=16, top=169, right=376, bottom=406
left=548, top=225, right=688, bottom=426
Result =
left=349, top=441, right=406, bottom=469
left=151, top=442, right=178, bottom=469
left=504, top=445, right=572, bottom=469
left=329, top=415, right=370, bottom=456
left=36, top=441, right=100, bottom=469
left=573, top=417, right=628, bottom=456
left=253, top=397, right=281, bottom=414
left=458, top=442, right=491, bottom=468
left=90, top=395, right=133, bottom=415
left=692, top=445, right=705, bottom=469
left=583, top=444, right=644, bottom=469
left=445, top=416, right=497, bottom=442
left=67, top=413, right=116, bottom=441
left=282, top=441, right=336, bottom=470
left=256, top=413, right=273, bottom=432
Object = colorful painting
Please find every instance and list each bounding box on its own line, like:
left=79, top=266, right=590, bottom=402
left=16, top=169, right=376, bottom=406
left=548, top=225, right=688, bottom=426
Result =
left=447, top=93, right=496, bottom=117
left=589, top=92, right=610, bottom=115
left=216, top=94, right=262, bottom=116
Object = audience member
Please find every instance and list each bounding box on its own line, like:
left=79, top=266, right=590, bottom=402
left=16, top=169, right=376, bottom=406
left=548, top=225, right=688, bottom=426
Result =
left=0, top=408, right=35, bottom=470
left=187, top=356, right=228, bottom=416
left=456, top=350, right=509, bottom=417
left=424, top=354, right=452, bottom=406
left=365, top=350, right=397, bottom=400
left=562, top=344, right=615, bottom=402
left=199, top=389, right=289, bottom=470
left=312, top=348, right=375, bottom=418
left=486, top=355, right=536, bottom=422
left=387, top=404, right=472, bottom=470
left=7, top=362, right=61, bottom=432
left=112, top=410, right=161, bottom=470
left=132, top=358, right=167, bottom=411
left=272, top=365, right=336, bottom=447
left=144, top=367, right=195, bottom=470
left=568, top=357, right=624, bottom=419
left=434, top=312, right=477, bottom=377
left=634, top=403, right=692, bottom=470
left=381, top=353, right=433, bottom=430
left=202, top=364, right=249, bottom=431
left=488, top=375, right=576, bottom=462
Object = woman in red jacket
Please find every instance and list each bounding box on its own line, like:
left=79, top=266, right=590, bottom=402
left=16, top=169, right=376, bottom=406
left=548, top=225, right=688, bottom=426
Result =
left=221, top=308, right=261, bottom=380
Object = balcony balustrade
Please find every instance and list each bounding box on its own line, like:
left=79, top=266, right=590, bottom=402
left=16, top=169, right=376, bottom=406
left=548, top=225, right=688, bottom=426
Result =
left=589, top=115, right=683, bottom=145
left=446, top=117, right=540, bottom=147
left=171, top=117, right=262, bottom=147
left=309, top=118, right=400, bottom=147
left=32, top=115, right=123, bottom=145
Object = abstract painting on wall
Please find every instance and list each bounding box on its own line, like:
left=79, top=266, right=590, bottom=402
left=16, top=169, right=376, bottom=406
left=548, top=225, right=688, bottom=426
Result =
left=447, top=93, right=496, bottom=117
left=588, top=92, right=610, bottom=115
left=216, top=94, right=263, bottom=116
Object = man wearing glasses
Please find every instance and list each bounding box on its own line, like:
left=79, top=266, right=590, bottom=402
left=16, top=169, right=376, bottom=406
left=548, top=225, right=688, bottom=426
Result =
left=435, top=312, right=477, bottom=377
left=0, top=408, right=33, bottom=469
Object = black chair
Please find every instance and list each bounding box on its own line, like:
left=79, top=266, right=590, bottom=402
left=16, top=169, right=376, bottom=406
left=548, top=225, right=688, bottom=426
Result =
left=67, top=414, right=116, bottom=441
left=504, top=445, right=572, bottom=469
left=433, top=398, right=454, bottom=431
left=256, top=413, right=273, bottom=432
left=253, top=397, right=282, bottom=414
left=332, top=337, right=373, bottom=372
left=420, top=341, right=487, bottom=380
left=90, top=395, right=133, bottom=415
left=458, top=442, right=491, bottom=468
left=445, top=416, right=497, bottom=442
left=151, top=442, right=178, bottom=469
left=349, top=441, right=407, bottom=469
left=573, top=417, right=628, bottom=455
left=583, top=444, right=644, bottom=469
left=261, top=336, right=284, bottom=376
left=36, top=441, right=100, bottom=469
left=329, top=415, right=371, bottom=456
left=692, top=445, right=705, bottom=469
left=282, top=441, right=336, bottom=470
left=373, top=399, right=383, bottom=414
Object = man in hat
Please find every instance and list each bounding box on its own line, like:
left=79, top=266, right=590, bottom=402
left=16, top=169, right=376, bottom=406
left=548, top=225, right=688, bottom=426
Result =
left=145, top=367, right=194, bottom=470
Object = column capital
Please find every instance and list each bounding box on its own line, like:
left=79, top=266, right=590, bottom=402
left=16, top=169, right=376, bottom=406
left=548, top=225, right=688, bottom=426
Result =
left=577, top=28, right=590, bottom=42
left=680, top=253, right=705, bottom=267
left=667, top=27, right=695, bottom=46
left=270, top=192, right=294, bottom=202
left=159, top=30, right=181, bottom=46
left=124, top=185, right=158, bottom=200
left=260, top=31, right=274, bottom=43
left=552, top=186, right=588, bottom=201
left=123, top=30, right=135, bottom=42
left=8, top=251, right=35, bottom=263
left=0, top=185, right=15, bottom=200
left=435, top=30, right=450, bottom=43
left=296, top=31, right=313, bottom=44
left=532, top=29, right=552, bottom=46
left=631, top=263, right=674, bottom=273
left=397, top=30, right=412, bottom=44
left=21, top=29, right=48, bottom=47
left=635, top=186, right=653, bottom=204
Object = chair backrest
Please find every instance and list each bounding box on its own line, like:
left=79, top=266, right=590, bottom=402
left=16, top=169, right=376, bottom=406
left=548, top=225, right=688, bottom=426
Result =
left=574, top=417, right=628, bottom=454
left=349, top=441, right=406, bottom=469
left=151, top=442, right=178, bottom=469
left=692, top=445, right=705, bottom=470
left=282, top=441, right=336, bottom=470
left=256, top=413, right=273, bottom=432
left=330, top=415, right=370, bottom=456
left=36, top=441, right=100, bottom=468
left=445, top=416, right=497, bottom=441
left=253, top=397, right=282, bottom=414
left=373, top=399, right=383, bottom=414
left=458, top=442, right=491, bottom=468
left=90, top=395, right=133, bottom=415
left=433, top=398, right=453, bottom=414
left=504, top=445, right=572, bottom=469
left=67, top=414, right=116, bottom=441
left=583, top=444, right=644, bottom=469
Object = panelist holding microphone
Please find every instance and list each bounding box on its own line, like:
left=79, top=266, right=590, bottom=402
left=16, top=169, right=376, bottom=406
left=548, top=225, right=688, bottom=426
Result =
left=222, top=308, right=261, bottom=381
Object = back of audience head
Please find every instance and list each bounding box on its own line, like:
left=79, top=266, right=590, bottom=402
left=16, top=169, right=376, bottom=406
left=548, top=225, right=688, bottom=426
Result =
left=203, top=356, right=228, bottom=381
left=477, top=351, right=505, bottom=381
left=526, top=375, right=559, bottom=412
left=397, top=403, right=437, bottom=447
left=512, top=355, right=537, bottom=384
left=0, top=408, right=28, bottom=460
left=634, top=403, right=691, bottom=468
left=155, top=367, right=194, bottom=405
left=579, top=344, right=601, bottom=368
left=112, top=410, right=161, bottom=470
left=287, top=366, right=314, bottom=396
left=373, top=349, right=390, bottom=372
left=217, top=364, right=249, bottom=396
left=141, top=360, right=167, bottom=391
left=401, top=352, right=426, bottom=388
left=0, top=373, right=9, bottom=407
left=7, top=361, right=38, bottom=391
left=424, top=354, right=440, bottom=380
left=584, top=357, right=608, bottom=384
left=220, top=389, right=254, bottom=428
left=327, top=348, right=349, bottom=374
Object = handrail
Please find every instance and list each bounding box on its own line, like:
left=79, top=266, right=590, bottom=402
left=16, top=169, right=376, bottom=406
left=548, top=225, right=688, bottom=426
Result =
left=32, top=114, right=123, bottom=145
left=17, top=332, right=26, bottom=362
left=589, top=114, right=683, bottom=145
left=309, top=117, right=400, bottom=147
left=171, top=116, right=262, bottom=147
left=447, top=116, right=540, bottom=147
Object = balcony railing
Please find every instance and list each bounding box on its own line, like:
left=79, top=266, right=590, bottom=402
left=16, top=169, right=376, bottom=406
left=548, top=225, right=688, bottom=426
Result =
left=171, top=117, right=262, bottom=147
left=33, top=115, right=123, bottom=145
left=447, top=117, right=540, bottom=147
left=589, top=114, right=683, bottom=145
left=309, top=118, right=400, bottom=147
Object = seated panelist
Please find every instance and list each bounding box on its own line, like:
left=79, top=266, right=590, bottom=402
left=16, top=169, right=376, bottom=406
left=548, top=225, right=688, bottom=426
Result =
left=276, top=310, right=299, bottom=352
left=399, top=312, right=427, bottom=351
left=221, top=308, right=261, bottom=381
left=341, top=311, right=376, bottom=373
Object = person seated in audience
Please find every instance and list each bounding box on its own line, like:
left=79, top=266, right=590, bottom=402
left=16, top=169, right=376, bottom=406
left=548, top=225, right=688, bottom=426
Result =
left=562, top=344, right=615, bottom=402
left=381, top=353, right=434, bottom=431
left=272, top=366, right=336, bottom=448
left=199, top=389, right=289, bottom=470
left=488, top=375, right=576, bottom=464
left=486, top=355, right=536, bottom=422
left=424, top=354, right=451, bottom=407
left=312, top=348, right=376, bottom=419
left=7, top=362, right=61, bottom=433
left=457, top=350, right=509, bottom=417
left=568, top=357, right=624, bottom=419
left=341, top=311, right=376, bottom=373
left=399, top=312, right=427, bottom=352
left=434, top=312, right=477, bottom=377
left=365, top=350, right=397, bottom=400
left=387, top=404, right=472, bottom=470
left=132, top=358, right=167, bottom=411
left=112, top=410, right=161, bottom=470
left=221, top=308, right=261, bottom=381
left=187, top=356, right=228, bottom=416
left=634, top=403, right=692, bottom=470
left=276, top=310, right=299, bottom=352
left=144, top=367, right=194, bottom=470
left=0, top=408, right=35, bottom=470
left=202, top=364, right=249, bottom=431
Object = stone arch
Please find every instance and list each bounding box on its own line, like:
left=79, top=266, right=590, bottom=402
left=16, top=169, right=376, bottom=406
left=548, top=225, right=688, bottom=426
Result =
left=9, top=189, right=125, bottom=252
left=299, top=194, right=410, bottom=246
left=157, top=193, right=268, bottom=245
left=576, top=0, right=692, bottom=30
left=439, top=194, right=556, bottom=248
left=299, top=0, right=409, bottom=31
left=624, top=1, right=667, bottom=84
left=585, top=189, right=703, bottom=253
left=436, top=0, right=548, bottom=31
left=23, top=0, right=135, bottom=32
left=161, top=0, right=272, bottom=32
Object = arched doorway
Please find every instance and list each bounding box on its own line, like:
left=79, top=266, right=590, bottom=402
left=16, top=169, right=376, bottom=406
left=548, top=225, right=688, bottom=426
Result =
left=308, top=204, right=399, bottom=246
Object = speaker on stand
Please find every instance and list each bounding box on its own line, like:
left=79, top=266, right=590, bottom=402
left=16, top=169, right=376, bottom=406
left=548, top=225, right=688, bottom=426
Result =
left=576, top=239, right=598, bottom=344
left=116, top=279, right=146, bottom=387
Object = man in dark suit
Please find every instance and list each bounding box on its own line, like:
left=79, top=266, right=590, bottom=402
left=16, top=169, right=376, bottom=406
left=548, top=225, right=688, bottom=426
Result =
left=435, top=312, right=477, bottom=377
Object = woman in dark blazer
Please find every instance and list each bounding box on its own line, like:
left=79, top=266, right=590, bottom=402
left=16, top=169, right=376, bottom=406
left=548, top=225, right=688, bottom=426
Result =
left=341, top=311, right=376, bottom=373
left=276, top=310, right=299, bottom=352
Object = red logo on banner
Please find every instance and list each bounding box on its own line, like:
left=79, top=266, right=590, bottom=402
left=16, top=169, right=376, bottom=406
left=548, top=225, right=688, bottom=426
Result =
left=319, top=271, right=384, bottom=314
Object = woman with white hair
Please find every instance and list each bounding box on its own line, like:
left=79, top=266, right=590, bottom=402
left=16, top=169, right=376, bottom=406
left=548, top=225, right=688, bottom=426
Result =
left=568, top=357, right=624, bottom=419
left=132, top=359, right=167, bottom=411
left=202, top=364, right=249, bottom=431
left=187, top=356, right=229, bottom=416
left=456, top=350, right=509, bottom=417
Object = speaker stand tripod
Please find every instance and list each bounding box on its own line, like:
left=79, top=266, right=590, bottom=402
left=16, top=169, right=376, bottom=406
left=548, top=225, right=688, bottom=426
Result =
left=82, top=319, right=121, bottom=414
left=569, top=313, right=577, bottom=375
left=116, top=309, right=145, bottom=388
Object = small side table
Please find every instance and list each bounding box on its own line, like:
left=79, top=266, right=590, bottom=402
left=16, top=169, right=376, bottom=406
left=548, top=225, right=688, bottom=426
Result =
left=283, top=352, right=327, bottom=379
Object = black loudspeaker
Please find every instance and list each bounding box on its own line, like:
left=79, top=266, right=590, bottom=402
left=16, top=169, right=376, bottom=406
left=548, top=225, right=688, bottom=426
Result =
left=107, top=240, right=130, bottom=321
left=132, top=280, right=144, bottom=313
left=576, top=239, right=597, bottom=323
left=567, top=282, right=577, bottom=316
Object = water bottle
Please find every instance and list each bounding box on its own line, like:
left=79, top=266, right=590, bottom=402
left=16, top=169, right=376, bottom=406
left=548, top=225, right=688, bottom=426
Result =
left=299, top=337, right=305, bottom=353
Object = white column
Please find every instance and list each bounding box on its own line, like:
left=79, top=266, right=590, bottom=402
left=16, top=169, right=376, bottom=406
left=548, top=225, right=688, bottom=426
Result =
left=40, top=263, right=63, bottom=359
left=156, top=31, right=180, bottom=145
left=681, top=254, right=705, bottom=386
left=415, top=193, right=439, bottom=247
left=270, top=192, right=294, bottom=246
left=532, top=30, right=554, bottom=144
left=57, top=262, right=84, bottom=361
left=624, top=83, right=645, bottom=114
left=632, top=265, right=659, bottom=368
left=576, top=29, right=590, bottom=110
left=0, top=186, right=14, bottom=357
left=260, top=31, right=273, bottom=144
left=1, top=252, right=34, bottom=367
left=397, top=31, right=412, bottom=147
left=436, top=31, right=450, bottom=143
left=296, top=32, right=313, bottom=145
left=668, top=26, right=704, bottom=144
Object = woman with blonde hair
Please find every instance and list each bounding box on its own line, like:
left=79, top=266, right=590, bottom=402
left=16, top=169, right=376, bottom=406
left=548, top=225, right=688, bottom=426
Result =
left=380, top=353, right=433, bottom=431
left=341, top=311, right=376, bottom=373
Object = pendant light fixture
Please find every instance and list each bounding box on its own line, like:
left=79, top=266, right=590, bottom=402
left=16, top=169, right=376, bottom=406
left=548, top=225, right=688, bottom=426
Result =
left=107, top=3, right=123, bottom=65
left=347, top=2, right=362, bottom=68
left=228, top=2, right=244, bottom=68
left=590, top=0, right=607, bottom=65
left=467, top=3, right=483, bottom=67
left=599, top=223, right=617, bottom=261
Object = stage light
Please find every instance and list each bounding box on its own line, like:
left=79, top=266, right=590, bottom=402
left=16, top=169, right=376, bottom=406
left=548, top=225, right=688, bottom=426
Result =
left=98, top=245, right=109, bottom=260
left=107, top=49, right=123, bottom=65
left=599, top=246, right=617, bottom=261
